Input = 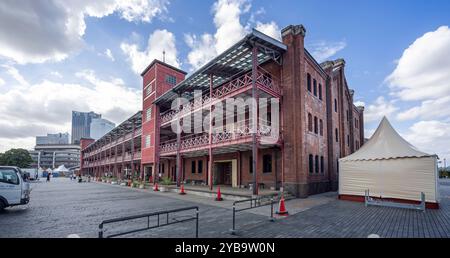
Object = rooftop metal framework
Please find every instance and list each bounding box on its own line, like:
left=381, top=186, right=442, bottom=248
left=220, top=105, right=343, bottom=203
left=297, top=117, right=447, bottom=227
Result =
left=84, top=111, right=142, bottom=151
left=155, top=29, right=287, bottom=109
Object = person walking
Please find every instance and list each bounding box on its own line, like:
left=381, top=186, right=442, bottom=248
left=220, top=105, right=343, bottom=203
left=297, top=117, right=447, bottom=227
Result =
left=46, top=172, right=50, bottom=182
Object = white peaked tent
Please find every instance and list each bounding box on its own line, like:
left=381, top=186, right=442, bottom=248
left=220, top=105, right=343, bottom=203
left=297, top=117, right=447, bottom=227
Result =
left=54, top=165, right=69, bottom=173
left=339, top=117, right=439, bottom=205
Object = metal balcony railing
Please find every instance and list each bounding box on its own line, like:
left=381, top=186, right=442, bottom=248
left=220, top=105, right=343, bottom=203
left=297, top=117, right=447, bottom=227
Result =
left=159, top=67, right=280, bottom=126
left=159, top=119, right=280, bottom=155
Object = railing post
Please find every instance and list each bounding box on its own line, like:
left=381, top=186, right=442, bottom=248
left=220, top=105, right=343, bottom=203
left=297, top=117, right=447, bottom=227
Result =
left=270, top=198, right=275, bottom=222
left=195, top=207, right=199, bottom=238
left=98, top=223, right=103, bottom=238
left=231, top=203, right=236, bottom=235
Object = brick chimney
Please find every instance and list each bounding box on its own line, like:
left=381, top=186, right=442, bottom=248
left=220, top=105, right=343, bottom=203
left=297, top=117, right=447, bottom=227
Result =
left=280, top=25, right=310, bottom=198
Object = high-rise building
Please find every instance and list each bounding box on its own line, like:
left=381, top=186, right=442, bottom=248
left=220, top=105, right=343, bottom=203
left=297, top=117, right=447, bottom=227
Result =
left=71, top=111, right=101, bottom=144
left=90, top=118, right=115, bottom=140
left=36, top=133, right=69, bottom=145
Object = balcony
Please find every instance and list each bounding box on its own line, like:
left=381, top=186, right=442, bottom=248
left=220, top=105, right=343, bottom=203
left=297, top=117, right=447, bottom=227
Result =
left=159, top=67, right=280, bottom=126
left=159, top=119, right=280, bottom=155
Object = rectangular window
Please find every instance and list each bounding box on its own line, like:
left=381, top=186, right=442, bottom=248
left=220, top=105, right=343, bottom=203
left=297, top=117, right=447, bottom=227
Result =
left=162, top=163, right=165, bottom=174
left=145, top=135, right=151, bottom=147
left=309, top=154, right=313, bottom=174
left=313, top=79, right=317, bottom=96
left=319, top=84, right=322, bottom=100
left=198, top=160, right=203, bottom=174
left=263, top=154, right=272, bottom=173
left=320, top=156, right=324, bottom=173
left=335, top=128, right=339, bottom=142
left=319, top=119, right=323, bottom=136
left=347, top=135, right=350, bottom=147
left=334, top=99, right=338, bottom=112
left=249, top=156, right=253, bottom=173
left=191, top=161, right=196, bottom=174
left=165, top=75, right=177, bottom=85
left=146, top=107, right=152, bottom=122
left=146, top=83, right=153, bottom=96
left=308, top=113, right=313, bottom=132
left=0, top=168, right=19, bottom=185
left=315, top=155, right=319, bottom=173
left=314, top=116, right=318, bottom=134
left=307, top=73, right=311, bottom=92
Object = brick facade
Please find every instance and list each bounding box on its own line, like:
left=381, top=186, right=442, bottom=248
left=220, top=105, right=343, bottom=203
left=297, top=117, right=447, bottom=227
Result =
left=81, top=24, right=364, bottom=198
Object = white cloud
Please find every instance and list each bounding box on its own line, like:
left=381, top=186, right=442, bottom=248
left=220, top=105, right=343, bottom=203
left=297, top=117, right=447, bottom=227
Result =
left=353, top=101, right=365, bottom=107
left=50, top=71, right=63, bottom=78
left=0, top=0, right=170, bottom=64
left=105, top=48, right=115, bottom=61
left=0, top=77, right=5, bottom=86
left=403, top=120, right=450, bottom=162
left=397, top=95, right=450, bottom=122
left=384, top=26, right=450, bottom=125
left=184, top=33, right=217, bottom=70
left=185, top=0, right=281, bottom=70
left=0, top=70, right=141, bottom=150
left=363, top=96, right=398, bottom=123
left=121, top=29, right=180, bottom=74
left=386, top=26, right=450, bottom=101
left=1, top=64, right=29, bottom=86
left=213, top=0, right=250, bottom=54
left=255, top=21, right=281, bottom=40
left=308, top=40, right=347, bottom=63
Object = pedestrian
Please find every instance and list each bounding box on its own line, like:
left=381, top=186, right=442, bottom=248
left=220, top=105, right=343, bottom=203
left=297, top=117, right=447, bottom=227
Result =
left=46, top=173, right=50, bottom=182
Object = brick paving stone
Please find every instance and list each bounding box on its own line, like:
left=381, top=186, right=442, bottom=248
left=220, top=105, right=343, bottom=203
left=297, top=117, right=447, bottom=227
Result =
left=1, top=178, right=449, bottom=238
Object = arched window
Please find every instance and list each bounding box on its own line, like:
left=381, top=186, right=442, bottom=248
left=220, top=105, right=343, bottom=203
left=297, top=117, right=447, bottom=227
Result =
left=315, top=155, right=319, bottom=173
left=335, top=128, right=339, bottom=142
left=307, top=73, right=311, bottom=92
left=309, top=154, right=314, bottom=173
left=313, top=79, right=317, bottom=96
left=319, top=84, right=323, bottom=100
left=308, top=113, right=313, bottom=132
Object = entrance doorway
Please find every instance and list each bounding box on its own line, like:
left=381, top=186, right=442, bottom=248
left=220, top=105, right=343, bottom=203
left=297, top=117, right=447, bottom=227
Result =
left=213, top=160, right=237, bottom=187
left=215, top=162, right=232, bottom=185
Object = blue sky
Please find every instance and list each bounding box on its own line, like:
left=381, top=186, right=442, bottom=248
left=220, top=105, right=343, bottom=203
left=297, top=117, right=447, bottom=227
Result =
left=0, top=0, right=449, bottom=164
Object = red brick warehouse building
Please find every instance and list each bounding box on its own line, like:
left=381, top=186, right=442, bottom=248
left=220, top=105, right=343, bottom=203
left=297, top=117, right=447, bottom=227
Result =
left=80, top=24, right=364, bottom=198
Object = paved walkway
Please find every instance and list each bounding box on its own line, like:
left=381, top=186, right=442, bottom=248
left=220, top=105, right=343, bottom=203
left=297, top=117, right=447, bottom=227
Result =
left=237, top=179, right=450, bottom=238
left=1, top=178, right=449, bottom=238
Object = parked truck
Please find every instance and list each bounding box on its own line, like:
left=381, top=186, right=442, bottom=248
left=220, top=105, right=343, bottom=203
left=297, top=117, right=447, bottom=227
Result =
left=0, top=166, right=31, bottom=211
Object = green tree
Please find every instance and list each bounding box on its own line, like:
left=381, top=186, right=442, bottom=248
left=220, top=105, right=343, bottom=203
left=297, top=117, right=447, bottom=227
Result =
left=0, top=148, right=33, bottom=168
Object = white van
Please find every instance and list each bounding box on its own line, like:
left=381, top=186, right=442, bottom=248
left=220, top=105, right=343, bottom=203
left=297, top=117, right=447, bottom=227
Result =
left=0, top=166, right=31, bottom=211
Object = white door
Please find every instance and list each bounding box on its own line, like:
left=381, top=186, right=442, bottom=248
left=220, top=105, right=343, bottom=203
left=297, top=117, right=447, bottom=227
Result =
left=231, top=160, right=238, bottom=188
left=0, top=168, right=22, bottom=206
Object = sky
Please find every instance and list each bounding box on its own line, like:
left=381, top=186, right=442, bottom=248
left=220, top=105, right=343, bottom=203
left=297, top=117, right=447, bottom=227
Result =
left=0, top=0, right=449, bottom=164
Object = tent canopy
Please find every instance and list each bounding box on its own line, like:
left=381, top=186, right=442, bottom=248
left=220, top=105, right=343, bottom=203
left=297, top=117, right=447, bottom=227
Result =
left=339, top=116, right=439, bottom=204
left=54, top=165, right=69, bottom=172
left=340, top=116, right=435, bottom=162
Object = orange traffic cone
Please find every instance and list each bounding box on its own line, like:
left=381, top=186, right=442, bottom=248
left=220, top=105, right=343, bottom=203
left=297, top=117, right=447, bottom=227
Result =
left=179, top=184, right=186, bottom=195
left=276, top=194, right=289, bottom=216
left=215, top=186, right=223, bottom=201
left=153, top=183, right=159, bottom=191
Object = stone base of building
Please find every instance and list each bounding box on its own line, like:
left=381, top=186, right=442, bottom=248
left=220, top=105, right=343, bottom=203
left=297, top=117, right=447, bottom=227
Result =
left=308, top=181, right=332, bottom=195
left=284, top=182, right=309, bottom=198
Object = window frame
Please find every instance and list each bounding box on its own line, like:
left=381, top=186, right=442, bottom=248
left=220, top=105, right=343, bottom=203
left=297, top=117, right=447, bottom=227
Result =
left=0, top=168, right=20, bottom=185
left=262, top=154, right=272, bottom=173
left=191, top=160, right=196, bottom=174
